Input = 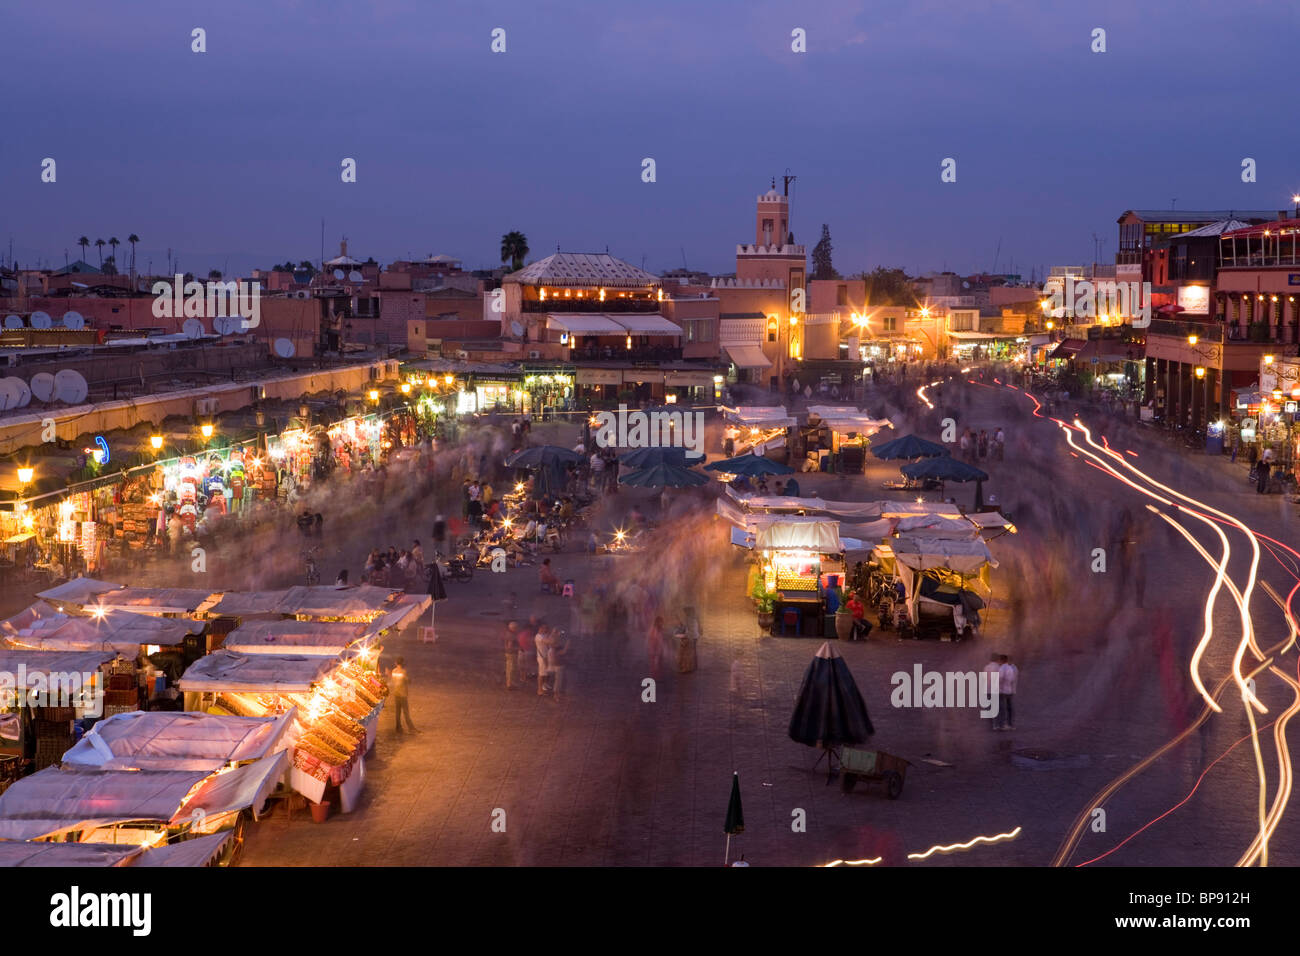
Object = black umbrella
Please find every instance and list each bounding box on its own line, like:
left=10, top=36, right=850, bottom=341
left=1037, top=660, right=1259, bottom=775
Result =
left=504, top=445, right=584, bottom=469
left=426, top=560, right=447, bottom=602
left=724, top=771, right=744, bottom=865
left=789, top=642, right=874, bottom=778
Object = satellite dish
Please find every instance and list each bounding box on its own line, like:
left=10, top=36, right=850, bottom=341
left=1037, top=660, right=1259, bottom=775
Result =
left=332, top=269, right=345, bottom=280
left=0, top=380, right=20, bottom=411
left=182, top=318, right=204, bottom=339
left=213, top=315, right=241, bottom=335
left=348, top=270, right=363, bottom=282
left=30, top=372, right=55, bottom=403
left=54, top=369, right=88, bottom=405
left=273, top=338, right=296, bottom=358
left=62, top=311, right=85, bottom=330
left=511, top=321, right=524, bottom=337
left=3, top=315, right=21, bottom=329
left=2, top=377, right=32, bottom=408
left=30, top=311, right=52, bottom=329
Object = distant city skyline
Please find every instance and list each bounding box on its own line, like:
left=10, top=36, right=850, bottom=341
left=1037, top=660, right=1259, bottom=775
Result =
left=5, top=0, right=1298, bottom=281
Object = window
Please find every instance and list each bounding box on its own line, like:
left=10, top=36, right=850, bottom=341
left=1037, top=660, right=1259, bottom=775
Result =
left=882, top=317, right=897, bottom=332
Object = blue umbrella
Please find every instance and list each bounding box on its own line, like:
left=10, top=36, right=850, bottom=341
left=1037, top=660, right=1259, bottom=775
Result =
left=704, top=453, right=795, bottom=477
left=871, top=434, right=949, bottom=460
left=900, top=457, right=988, bottom=482
left=619, top=462, right=709, bottom=488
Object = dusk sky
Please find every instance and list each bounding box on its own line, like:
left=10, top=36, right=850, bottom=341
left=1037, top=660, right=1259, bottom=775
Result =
left=6, top=0, right=1297, bottom=280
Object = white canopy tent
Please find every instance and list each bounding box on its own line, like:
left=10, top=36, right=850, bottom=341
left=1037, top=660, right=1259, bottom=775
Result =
left=754, top=519, right=844, bottom=554
left=131, top=830, right=234, bottom=867
left=221, top=620, right=367, bottom=656
left=806, top=406, right=893, bottom=437
left=878, top=534, right=998, bottom=626
left=721, top=405, right=796, bottom=428
left=0, top=767, right=209, bottom=841
left=62, top=710, right=296, bottom=772
left=0, top=841, right=142, bottom=867
left=36, top=578, right=121, bottom=607
left=91, top=588, right=217, bottom=616
left=3, top=608, right=202, bottom=655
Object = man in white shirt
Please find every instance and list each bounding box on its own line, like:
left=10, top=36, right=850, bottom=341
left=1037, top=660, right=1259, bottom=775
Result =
left=997, top=655, right=1018, bottom=730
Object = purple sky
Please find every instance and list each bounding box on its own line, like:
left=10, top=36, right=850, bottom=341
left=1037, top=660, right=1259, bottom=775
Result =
left=5, top=0, right=1297, bottom=280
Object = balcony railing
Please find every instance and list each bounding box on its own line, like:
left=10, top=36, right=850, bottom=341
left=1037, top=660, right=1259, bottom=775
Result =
left=570, top=346, right=682, bottom=362
left=524, top=299, right=661, bottom=313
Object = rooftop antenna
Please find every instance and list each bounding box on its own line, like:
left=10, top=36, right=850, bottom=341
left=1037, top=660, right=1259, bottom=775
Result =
left=1171, top=199, right=1177, bottom=210
left=681, top=246, right=689, bottom=270
left=320, top=219, right=325, bottom=270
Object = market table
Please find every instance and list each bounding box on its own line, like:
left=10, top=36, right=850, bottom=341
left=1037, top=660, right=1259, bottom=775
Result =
left=774, top=591, right=823, bottom=637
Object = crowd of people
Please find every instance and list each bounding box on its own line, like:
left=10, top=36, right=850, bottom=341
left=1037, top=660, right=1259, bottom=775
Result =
left=362, top=540, right=426, bottom=587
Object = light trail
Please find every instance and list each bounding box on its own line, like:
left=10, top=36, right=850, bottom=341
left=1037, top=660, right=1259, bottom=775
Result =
left=819, top=826, right=1023, bottom=866
left=906, top=827, right=1022, bottom=860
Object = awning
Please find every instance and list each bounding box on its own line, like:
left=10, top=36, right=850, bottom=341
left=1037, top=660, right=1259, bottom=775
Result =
left=613, top=314, right=682, bottom=336
left=723, top=345, right=772, bottom=370
left=945, top=331, right=1005, bottom=341
left=723, top=405, right=793, bottom=427
left=0, top=841, right=142, bottom=867
left=575, top=368, right=623, bottom=386
left=1047, top=339, right=1086, bottom=360
left=0, top=767, right=210, bottom=840
left=36, top=578, right=122, bottom=607
left=890, top=534, right=997, bottom=573
left=2, top=532, right=35, bottom=544
left=622, top=369, right=662, bottom=384
left=171, top=751, right=289, bottom=824
left=547, top=314, right=624, bottom=335
left=62, top=710, right=296, bottom=772
left=754, top=519, right=844, bottom=553
left=664, top=370, right=717, bottom=387
left=132, top=831, right=234, bottom=868
left=93, top=588, right=217, bottom=615
left=221, top=620, right=366, bottom=657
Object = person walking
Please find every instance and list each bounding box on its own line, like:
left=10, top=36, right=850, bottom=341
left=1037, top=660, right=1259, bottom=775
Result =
left=647, top=616, right=666, bottom=681
left=549, top=630, right=571, bottom=700
left=1257, top=456, right=1272, bottom=494
left=502, top=621, right=520, bottom=690
left=997, top=654, right=1018, bottom=730
left=518, top=617, right=538, bottom=681
left=389, top=656, right=417, bottom=734
left=983, top=654, right=1002, bottom=730
left=535, top=625, right=555, bottom=696
left=994, top=427, right=1005, bottom=461
left=977, top=429, right=989, bottom=461
left=959, top=429, right=972, bottom=462
left=675, top=620, right=697, bottom=673
left=431, top=515, right=447, bottom=556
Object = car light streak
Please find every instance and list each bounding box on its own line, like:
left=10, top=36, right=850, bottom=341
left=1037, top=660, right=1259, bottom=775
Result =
left=906, top=827, right=1022, bottom=860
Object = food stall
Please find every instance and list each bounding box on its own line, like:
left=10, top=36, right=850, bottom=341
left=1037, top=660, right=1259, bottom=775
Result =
left=753, top=519, right=846, bottom=637
left=721, top=406, right=795, bottom=456
left=804, top=407, right=892, bottom=474
left=61, top=710, right=295, bottom=773
left=178, top=650, right=388, bottom=814
left=0, top=648, right=120, bottom=776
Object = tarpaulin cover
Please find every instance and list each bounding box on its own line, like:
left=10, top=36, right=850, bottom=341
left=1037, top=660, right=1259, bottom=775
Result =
left=93, top=588, right=217, bottom=615
left=891, top=534, right=997, bottom=573
left=968, top=512, right=1016, bottom=535
left=178, top=650, right=336, bottom=694
left=806, top=407, right=892, bottom=436
left=275, top=585, right=400, bottom=619
left=366, top=594, right=431, bottom=635
left=0, top=601, right=61, bottom=634
left=132, top=830, right=233, bottom=867
left=221, top=620, right=366, bottom=656
left=893, top=514, right=980, bottom=538
left=170, top=750, right=289, bottom=824
left=62, top=710, right=295, bottom=772
left=722, top=406, right=795, bottom=427
left=0, top=841, right=141, bottom=867
left=5, top=609, right=202, bottom=653
left=204, top=591, right=290, bottom=617
left=788, top=642, right=874, bottom=748
left=0, top=767, right=209, bottom=840
left=36, top=577, right=121, bottom=606
left=0, top=648, right=117, bottom=676
left=754, top=520, right=843, bottom=553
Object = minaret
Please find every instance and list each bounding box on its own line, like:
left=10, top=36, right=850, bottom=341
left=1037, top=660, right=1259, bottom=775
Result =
left=755, top=182, right=789, bottom=249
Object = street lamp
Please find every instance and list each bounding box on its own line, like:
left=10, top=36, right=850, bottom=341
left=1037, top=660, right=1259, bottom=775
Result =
left=199, top=423, right=214, bottom=439
left=1195, top=366, right=1206, bottom=379
left=1292, top=194, right=1299, bottom=219
left=400, top=383, right=411, bottom=395
left=1265, top=354, right=1275, bottom=365
left=149, top=435, right=163, bottom=451
left=368, top=389, right=380, bottom=402
left=16, top=467, right=33, bottom=486
left=1187, top=334, right=1198, bottom=346
left=1046, top=320, right=1054, bottom=331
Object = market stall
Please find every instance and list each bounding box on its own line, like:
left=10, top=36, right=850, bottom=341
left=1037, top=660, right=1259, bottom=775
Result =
left=751, top=519, right=846, bottom=638
left=721, top=406, right=795, bottom=456
left=220, top=620, right=369, bottom=657
left=872, top=534, right=997, bottom=640
left=804, top=407, right=892, bottom=474
left=0, top=648, right=120, bottom=774
left=178, top=650, right=388, bottom=814
left=61, top=710, right=296, bottom=773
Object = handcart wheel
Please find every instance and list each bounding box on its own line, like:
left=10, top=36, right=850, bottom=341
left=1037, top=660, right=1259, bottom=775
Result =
left=885, top=771, right=904, bottom=800
left=840, top=772, right=858, bottom=793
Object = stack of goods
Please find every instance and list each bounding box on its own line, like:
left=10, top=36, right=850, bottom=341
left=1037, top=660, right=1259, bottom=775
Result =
left=116, top=500, right=157, bottom=552
left=104, top=672, right=138, bottom=717
left=294, top=711, right=367, bottom=786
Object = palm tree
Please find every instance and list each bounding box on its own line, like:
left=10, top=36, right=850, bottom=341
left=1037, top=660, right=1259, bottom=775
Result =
left=94, top=238, right=105, bottom=268
left=77, top=236, right=89, bottom=265
left=108, top=237, right=120, bottom=269
left=500, top=231, right=529, bottom=272
left=127, top=234, right=139, bottom=275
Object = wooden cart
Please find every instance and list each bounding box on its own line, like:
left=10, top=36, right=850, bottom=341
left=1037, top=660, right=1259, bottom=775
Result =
left=839, top=746, right=910, bottom=799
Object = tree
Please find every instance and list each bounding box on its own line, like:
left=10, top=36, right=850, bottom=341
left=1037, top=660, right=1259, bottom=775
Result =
left=208, top=269, right=223, bottom=280
left=811, top=224, right=840, bottom=280
left=500, top=231, right=529, bottom=272
left=127, top=234, right=139, bottom=274
left=77, top=236, right=89, bottom=264
left=94, top=238, right=105, bottom=268
left=102, top=256, right=117, bottom=275
left=857, top=267, right=918, bottom=307
left=108, top=236, right=120, bottom=268
left=298, top=260, right=317, bottom=277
